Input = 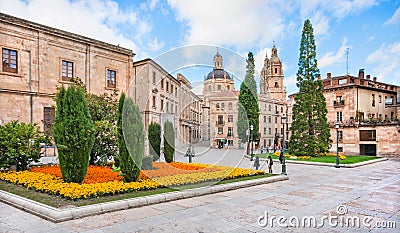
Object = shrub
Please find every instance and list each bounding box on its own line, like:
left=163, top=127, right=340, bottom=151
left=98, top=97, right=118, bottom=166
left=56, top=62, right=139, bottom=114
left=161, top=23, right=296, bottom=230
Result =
left=141, top=156, right=154, bottom=170
left=0, top=121, right=48, bottom=171
left=117, top=93, right=144, bottom=182
left=91, top=120, right=118, bottom=166
left=148, top=122, right=161, bottom=161
left=163, top=120, right=175, bottom=163
left=53, top=84, right=95, bottom=183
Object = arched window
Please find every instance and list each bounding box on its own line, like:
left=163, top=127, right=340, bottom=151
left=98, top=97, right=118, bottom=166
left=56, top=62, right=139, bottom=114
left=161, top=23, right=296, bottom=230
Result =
left=228, top=102, right=232, bottom=110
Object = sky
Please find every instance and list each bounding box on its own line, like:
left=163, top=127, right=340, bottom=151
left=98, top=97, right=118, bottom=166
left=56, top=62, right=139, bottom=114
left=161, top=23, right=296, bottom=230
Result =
left=1, top=0, right=399, bottom=96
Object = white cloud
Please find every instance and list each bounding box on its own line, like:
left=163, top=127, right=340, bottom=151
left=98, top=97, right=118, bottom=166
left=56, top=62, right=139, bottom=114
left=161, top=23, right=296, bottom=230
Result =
left=167, top=0, right=286, bottom=49
left=284, top=74, right=298, bottom=87
left=319, top=38, right=350, bottom=68
left=384, top=7, right=400, bottom=26
left=0, top=0, right=146, bottom=54
left=366, top=41, right=400, bottom=83
left=148, top=38, right=165, bottom=51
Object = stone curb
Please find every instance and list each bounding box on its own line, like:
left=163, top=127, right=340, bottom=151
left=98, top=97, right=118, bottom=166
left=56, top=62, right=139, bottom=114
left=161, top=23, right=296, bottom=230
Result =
left=0, top=175, right=288, bottom=223
left=245, top=155, right=388, bottom=168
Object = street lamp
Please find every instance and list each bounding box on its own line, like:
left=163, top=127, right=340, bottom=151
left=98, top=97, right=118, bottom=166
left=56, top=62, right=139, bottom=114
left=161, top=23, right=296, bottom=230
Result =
left=187, top=120, right=193, bottom=163
left=281, top=114, right=287, bottom=175
left=335, top=122, right=340, bottom=168
left=250, top=124, right=254, bottom=161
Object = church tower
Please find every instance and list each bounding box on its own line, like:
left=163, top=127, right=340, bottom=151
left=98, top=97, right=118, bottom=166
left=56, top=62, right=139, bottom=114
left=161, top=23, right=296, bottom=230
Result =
left=203, top=48, right=234, bottom=95
left=260, top=43, right=286, bottom=100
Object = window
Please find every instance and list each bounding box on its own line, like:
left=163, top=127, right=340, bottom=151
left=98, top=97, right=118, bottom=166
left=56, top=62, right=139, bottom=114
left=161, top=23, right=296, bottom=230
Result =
left=268, top=116, right=271, bottom=123
left=62, top=60, right=73, bottom=81
left=372, top=94, right=375, bottom=107
left=171, top=84, right=173, bottom=93
left=281, top=107, right=283, bottom=113
left=274, top=82, right=278, bottom=88
left=217, top=115, right=223, bottom=125
left=161, top=79, right=164, bottom=89
left=2, top=48, right=18, bottom=73
left=228, top=115, right=233, bottom=122
left=275, top=68, right=277, bottom=74
left=217, top=84, right=221, bottom=90
left=152, top=96, right=156, bottom=108
left=228, top=127, right=233, bottom=137
left=275, top=128, right=277, bottom=134
left=268, top=105, right=271, bottom=111
left=43, top=107, right=55, bottom=132
left=166, top=81, right=169, bottom=92
left=218, top=127, right=223, bottom=134
left=281, top=127, right=284, bottom=135
left=228, top=102, right=232, bottom=110
left=338, top=131, right=343, bottom=142
left=337, top=112, right=343, bottom=122
left=269, top=128, right=271, bottom=135
left=360, top=130, right=376, bottom=141
left=107, top=69, right=116, bottom=88
left=216, top=103, right=220, bottom=109
left=152, top=71, right=156, bottom=84
left=268, top=139, right=272, bottom=147
left=228, top=140, right=233, bottom=146
left=264, top=127, right=267, bottom=135
left=175, top=105, right=178, bottom=114
left=171, top=104, right=174, bottom=113
left=227, top=85, right=230, bottom=90
left=264, top=104, right=267, bottom=111
left=263, top=116, right=266, bottom=123
left=175, top=87, right=178, bottom=97
left=379, top=95, right=381, bottom=103
left=166, top=102, right=169, bottom=112
left=161, top=99, right=164, bottom=111
left=221, top=103, right=225, bottom=109
left=263, top=139, right=266, bottom=148
left=275, top=106, right=278, bottom=113
left=208, top=85, right=211, bottom=91
left=275, top=117, right=277, bottom=124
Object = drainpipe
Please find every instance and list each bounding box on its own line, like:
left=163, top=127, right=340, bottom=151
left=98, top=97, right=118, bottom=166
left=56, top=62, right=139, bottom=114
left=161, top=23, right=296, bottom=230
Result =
left=29, top=50, right=33, bottom=124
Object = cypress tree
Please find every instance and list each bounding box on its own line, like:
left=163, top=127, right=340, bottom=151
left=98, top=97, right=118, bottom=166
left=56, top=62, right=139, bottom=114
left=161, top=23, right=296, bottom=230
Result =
left=163, top=120, right=175, bottom=163
left=54, top=84, right=95, bottom=183
left=289, top=19, right=331, bottom=156
left=117, top=93, right=144, bottom=182
left=148, top=122, right=161, bottom=161
left=237, top=52, right=260, bottom=151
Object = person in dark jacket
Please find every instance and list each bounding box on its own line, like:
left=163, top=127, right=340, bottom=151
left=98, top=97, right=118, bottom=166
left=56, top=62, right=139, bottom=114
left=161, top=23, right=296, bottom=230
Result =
left=254, top=156, right=260, bottom=170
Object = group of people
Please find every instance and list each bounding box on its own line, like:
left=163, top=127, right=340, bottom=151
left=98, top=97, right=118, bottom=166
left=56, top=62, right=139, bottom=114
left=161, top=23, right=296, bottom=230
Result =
left=253, top=149, right=284, bottom=174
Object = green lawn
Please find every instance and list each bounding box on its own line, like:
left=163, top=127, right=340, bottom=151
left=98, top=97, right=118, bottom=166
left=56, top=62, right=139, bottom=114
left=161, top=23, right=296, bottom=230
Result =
left=258, top=153, right=380, bottom=164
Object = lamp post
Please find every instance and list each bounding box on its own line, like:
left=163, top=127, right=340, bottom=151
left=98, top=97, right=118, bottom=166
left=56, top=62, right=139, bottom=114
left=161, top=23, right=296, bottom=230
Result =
left=281, top=114, right=287, bottom=175
left=188, top=120, right=193, bottom=163
left=335, top=122, right=340, bottom=168
left=250, top=124, right=254, bottom=161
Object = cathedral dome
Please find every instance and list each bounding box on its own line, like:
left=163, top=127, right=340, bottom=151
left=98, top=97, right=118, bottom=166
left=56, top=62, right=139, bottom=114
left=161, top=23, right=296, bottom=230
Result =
left=205, top=69, right=232, bottom=80
left=270, top=55, right=281, bottom=63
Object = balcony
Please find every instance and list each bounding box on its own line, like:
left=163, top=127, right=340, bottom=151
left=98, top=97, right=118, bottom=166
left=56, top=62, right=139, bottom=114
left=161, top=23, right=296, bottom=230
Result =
left=216, top=121, right=224, bottom=126
left=227, top=133, right=234, bottom=137
left=333, top=100, right=345, bottom=108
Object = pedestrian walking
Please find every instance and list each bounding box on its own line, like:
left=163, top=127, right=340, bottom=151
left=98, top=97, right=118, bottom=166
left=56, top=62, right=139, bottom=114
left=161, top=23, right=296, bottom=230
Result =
left=267, top=155, right=273, bottom=173
left=279, top=149, right=284, bottom=164
left=254, top=156, right=260, bottom=170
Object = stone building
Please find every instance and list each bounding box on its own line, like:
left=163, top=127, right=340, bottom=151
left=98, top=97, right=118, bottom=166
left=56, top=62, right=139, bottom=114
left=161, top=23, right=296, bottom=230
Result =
left=287, top=69, right=400, bottom=156
left=131, top=59, right=202, bottom=153
left=0, top=13, right=134, bottom=130
left=203, top=46, right=287, bottom=150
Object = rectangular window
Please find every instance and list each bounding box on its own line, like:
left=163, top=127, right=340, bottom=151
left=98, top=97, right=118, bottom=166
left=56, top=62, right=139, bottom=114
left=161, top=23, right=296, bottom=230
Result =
left=43, top=107, right=55, bottom=132
left=2, top=48, right=18, bottom=73
left=268, top=139, right=272, bottom=147
left=360, top=130, right=376, bottom=141
left=218, top=127, right=223, bottom=134
left=161, top=79, right=164, bottom=89
left=217, top=84, right=221, bottom=90
left=275, top=117, right=277, bottom=124
left=221, top=103, right=225, bottom=109
left=379, top=95, right=382, bottom=103
left=263, top=116, right=266, bottom=123
left=338, top=131, right=343, bottom=142
left=152, top=96, right=156, bottom=108
left=228, top=140, right=233, bottom=146
left=372, top=94, right=375, bottom=107
left=107, top=69, right=116, bottom=88
left=228, top=127, right=233, bottom=137
left=264, top=104, right=266, bottom=111
left=264, top=127, right=267, bottom=134
left=217, top=115, right=223, bottom=125
left=161, top=99, right=164, bottom=111
left=175, top=87, right=178, bottom=97
left=269, top=128, right=271, bottom=135
left=152, top=72, right=156, bottom=84
left=281, top=127, right=284, bottom=135
left=268, top=105, right=271, bottom=111
left=62, top=60, right=73, bottom=81
left=268, top=116, right=271, bottom=123
left=337, top=112, right=343, bottom=122
left=228, top=115, right=233, bottom=122
left=166, top=81, right=169, bottom=92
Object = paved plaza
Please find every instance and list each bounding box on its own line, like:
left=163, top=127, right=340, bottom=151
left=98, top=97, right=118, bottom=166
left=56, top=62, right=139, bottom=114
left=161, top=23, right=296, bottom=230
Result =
left=0, top=147, right=399, bottom=232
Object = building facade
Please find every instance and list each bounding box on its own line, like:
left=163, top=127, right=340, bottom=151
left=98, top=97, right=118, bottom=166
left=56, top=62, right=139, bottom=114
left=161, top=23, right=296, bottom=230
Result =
left=0, top=13, right=134, bottom=130
left=287, top=69, right=400, bottom=156
left=203, top=46, right=287, bottom=149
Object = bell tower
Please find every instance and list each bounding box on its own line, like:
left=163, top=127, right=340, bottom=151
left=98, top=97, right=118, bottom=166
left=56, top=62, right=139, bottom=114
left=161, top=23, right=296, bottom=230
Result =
left=260, top=42, right=286, bottom=100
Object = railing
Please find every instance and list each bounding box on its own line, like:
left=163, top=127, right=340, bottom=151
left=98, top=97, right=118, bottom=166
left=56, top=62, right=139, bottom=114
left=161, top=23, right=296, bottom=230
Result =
left=333, top=100, right=345, bottom=107
left=216, top=121, right=224, bottom=126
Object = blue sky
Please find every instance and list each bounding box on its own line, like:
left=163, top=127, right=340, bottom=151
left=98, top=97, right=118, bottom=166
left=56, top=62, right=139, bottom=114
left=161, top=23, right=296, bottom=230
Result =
left=1, top=0, right=399, bottom=96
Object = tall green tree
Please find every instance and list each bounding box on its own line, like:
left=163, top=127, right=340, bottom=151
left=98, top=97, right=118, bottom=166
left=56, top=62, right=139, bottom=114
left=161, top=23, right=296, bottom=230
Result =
left=163, top=120, right=175, bottom=163
left=54, top=84, right=95, bottom=183
left=237, top=52, right=259, bottom=150
left=117, top=93, right=144, bottom=182
left=289, top=19, right=331, bottom=156
left=148, top=122, right=161, bottom=161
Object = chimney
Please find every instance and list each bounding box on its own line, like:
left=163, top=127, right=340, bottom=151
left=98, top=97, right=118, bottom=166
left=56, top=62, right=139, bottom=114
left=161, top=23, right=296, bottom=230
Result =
left=317, top=75, right=321, bottom=80
left=358, top=69, right=364, bottom=79
left=366, top=75, right=370, bottom=80
left=373, top=77, right=377, bottom=82
left=327, top=73, right=331, bottom=79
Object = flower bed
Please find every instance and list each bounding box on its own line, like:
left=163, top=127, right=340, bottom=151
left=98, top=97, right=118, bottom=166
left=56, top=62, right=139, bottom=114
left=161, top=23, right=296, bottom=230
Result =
left=0, top=162, right=265, bottom=200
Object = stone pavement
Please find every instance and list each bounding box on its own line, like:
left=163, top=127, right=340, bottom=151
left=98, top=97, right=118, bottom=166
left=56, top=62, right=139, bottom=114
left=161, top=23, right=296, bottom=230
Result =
left=0, top=151, right=399, bottom=232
